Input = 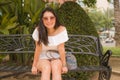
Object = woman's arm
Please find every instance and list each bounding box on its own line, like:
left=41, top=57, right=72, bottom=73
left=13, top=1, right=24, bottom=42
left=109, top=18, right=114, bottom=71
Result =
left=58, top=43, right=68, bottom=73
left=32, top=41, right=42, bottom=74
left=32, top=41, right=42, bottom=67
left=58, top=43, right=67, bottom=67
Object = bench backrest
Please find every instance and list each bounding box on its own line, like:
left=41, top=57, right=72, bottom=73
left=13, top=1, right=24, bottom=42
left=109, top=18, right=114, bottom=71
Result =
left=0, top=34, right=102, bottom=57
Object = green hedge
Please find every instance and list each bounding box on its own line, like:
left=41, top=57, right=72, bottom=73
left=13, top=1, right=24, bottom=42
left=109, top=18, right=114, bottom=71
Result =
left=57, top=1, right=98, bottom=36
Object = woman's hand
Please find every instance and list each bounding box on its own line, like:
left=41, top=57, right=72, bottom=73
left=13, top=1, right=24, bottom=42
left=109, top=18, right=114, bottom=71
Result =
left=62, top=66, right=68, bottom=74
left=31, top=66, right=38, bottom=75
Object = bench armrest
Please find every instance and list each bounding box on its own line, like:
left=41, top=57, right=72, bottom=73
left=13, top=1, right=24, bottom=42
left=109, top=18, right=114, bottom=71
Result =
left=100, top=50, right=112, bottom=66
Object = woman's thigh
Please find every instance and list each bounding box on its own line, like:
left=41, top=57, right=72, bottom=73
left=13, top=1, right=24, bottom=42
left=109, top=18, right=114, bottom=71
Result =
left=36, top=59, right=51, bottom=72
left=51, top=59, right=62, bottom=74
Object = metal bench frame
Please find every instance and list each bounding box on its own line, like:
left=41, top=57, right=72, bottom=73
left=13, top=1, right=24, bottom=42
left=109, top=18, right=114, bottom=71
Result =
left=0, top=34, right=112, bottom=80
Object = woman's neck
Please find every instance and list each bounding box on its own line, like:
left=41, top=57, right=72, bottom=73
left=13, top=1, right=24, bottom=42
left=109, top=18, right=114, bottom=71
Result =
left=47, top=28, right=56, bottom=36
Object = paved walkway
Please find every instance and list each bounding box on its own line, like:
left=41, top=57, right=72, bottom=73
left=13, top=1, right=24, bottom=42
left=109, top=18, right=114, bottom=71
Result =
left=92, top=56, right=120, bottom=80
left=110, top=57, right=120, bottom=74
left=109, top=57, right=120, bottom=80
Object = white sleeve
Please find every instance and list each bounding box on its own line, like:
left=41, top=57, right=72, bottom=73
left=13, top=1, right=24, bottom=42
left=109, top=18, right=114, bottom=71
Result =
left=32, top=28, right=39, bottom=41
left=54, top=29, right=69, bottom=45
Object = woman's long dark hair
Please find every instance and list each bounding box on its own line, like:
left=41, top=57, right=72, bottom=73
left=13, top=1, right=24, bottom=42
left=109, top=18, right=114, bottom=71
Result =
left=37, top=7, right=61, bottom=46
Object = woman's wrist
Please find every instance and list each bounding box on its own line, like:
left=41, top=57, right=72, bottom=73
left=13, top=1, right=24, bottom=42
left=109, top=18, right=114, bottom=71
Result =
left=32, top=66, right=36, bottom=68
left=31, top=66, right=37, bottom=71
left=62, top=64, right=67, bottom=67
left=32, top=66, right=37, bottom=69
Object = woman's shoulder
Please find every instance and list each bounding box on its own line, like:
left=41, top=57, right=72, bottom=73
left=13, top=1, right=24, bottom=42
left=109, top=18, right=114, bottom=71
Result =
left=49, top=26, right=69, bottom=45
left=35, top=26, right=39, bottom=30
left=32, top=27, right=39, bottom=41
left=32, top=26, right=39, bottom=33
left=56, top=26, right=66, bottom=34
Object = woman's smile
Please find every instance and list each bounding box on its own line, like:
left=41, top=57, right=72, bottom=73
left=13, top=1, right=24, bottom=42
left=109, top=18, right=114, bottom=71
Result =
left=43, top=11, right=56, bottom=29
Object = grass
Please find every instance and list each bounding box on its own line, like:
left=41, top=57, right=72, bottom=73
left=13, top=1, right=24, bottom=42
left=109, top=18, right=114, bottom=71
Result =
left=103, top=47, right=120, bottom=56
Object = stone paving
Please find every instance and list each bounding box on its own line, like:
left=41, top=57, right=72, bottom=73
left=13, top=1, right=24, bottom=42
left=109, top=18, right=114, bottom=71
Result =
left=109, top=57, right=120, bottom=80
left=90, top=57, right=120, bottom=80
left=110, top=57, right=120, bottom=74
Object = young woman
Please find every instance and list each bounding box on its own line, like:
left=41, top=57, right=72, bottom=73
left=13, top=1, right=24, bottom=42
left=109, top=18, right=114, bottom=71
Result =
left=31, top=7, right=69, bottom=80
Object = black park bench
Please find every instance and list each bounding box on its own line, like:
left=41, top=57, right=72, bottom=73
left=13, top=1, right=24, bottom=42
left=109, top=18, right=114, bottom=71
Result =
left=0, top=34, right=112, bottom=80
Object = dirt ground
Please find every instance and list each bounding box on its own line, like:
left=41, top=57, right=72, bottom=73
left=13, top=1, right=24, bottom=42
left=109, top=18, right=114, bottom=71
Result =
left=0, top=57, right=120, bottom=80
left=109, top=57, right=120, bottom=80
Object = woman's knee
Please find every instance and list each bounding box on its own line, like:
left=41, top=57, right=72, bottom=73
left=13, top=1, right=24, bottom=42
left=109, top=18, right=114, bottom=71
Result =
left=37, top=59, right=51, bottom=73
left=51, top=59, right=62, bottom=73
left=41, top=62, right=51, bottom=72
left=51, top=59, right=62, bottom=80
left=42, top=65, right=51, bottom=72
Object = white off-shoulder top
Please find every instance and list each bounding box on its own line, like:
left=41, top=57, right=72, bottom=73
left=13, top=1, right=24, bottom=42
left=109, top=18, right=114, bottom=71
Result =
left=32, top=28, right=69, bottom=59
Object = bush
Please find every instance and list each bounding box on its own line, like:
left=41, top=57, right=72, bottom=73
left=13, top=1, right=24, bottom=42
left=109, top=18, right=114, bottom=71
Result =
left=57, top=1, right=98, bottom=36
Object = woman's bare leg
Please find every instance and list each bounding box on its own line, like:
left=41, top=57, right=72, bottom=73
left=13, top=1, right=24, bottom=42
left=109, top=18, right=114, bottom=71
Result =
left=51, top=59, right=62, bottom=80
left=37, top=59, right=51, bottom=80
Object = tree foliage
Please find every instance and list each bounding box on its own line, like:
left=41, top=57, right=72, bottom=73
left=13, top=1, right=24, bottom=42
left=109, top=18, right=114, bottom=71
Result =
left=88, top=8, right=114, bottom=31
left=0, top=0, right=46, bottom=34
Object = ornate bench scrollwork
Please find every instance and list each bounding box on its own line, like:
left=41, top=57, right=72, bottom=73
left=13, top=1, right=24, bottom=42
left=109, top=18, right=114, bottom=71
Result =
left=0, top=34, right=112, bottom=80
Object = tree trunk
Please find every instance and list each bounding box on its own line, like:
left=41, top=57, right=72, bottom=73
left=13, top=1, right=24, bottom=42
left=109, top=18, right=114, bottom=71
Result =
left=114, top=0, right=120, bottom=47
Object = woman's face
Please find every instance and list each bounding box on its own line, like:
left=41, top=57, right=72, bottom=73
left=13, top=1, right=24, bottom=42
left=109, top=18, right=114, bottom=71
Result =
left=42, top=11, right=56, bottom=29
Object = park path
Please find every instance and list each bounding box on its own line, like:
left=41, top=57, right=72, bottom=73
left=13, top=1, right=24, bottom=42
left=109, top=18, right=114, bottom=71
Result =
left=109, top=57, right=120, bottom=80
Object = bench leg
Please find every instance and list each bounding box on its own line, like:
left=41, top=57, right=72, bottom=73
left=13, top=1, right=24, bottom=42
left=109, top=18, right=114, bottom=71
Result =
left=106, top=67, right=112, bottom=80
left=98, top=69, right=112, bottom=80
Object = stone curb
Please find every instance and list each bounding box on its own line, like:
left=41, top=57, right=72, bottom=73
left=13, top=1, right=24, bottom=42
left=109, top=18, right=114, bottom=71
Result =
left=112, top=70, right=120, bottom=75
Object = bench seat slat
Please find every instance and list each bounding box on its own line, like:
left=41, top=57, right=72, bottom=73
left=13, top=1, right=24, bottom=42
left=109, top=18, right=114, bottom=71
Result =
left=3, top=66, right=16, bottom=71
left=0, top=66, right=108, bottom=72
left=20, top=66, right=31, bottom=72
left=70, top=66, right=108, bottom=72
left=0, top=66, right=30, bottom=72
left=0, top=66, right=10, bottom=70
